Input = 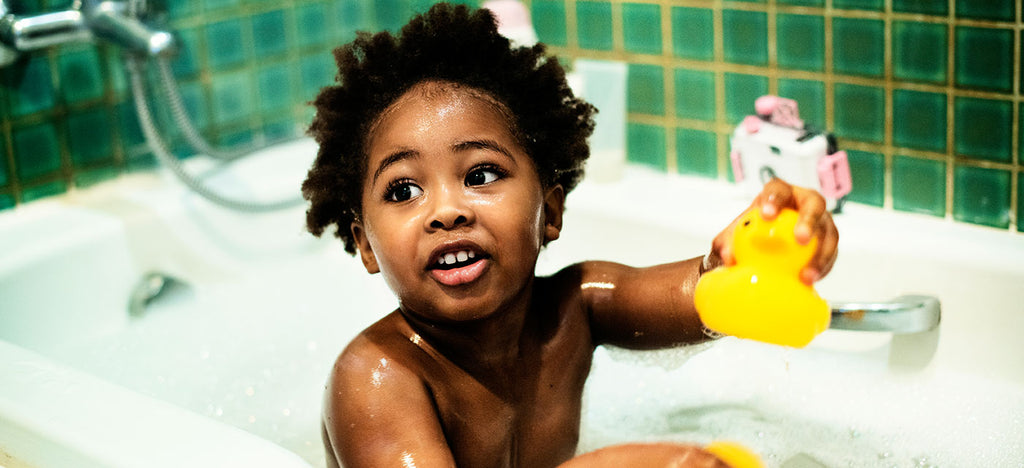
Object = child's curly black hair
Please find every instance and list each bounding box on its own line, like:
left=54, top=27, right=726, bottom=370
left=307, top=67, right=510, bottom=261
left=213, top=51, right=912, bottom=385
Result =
left=302, top=2, right=596, bottom=254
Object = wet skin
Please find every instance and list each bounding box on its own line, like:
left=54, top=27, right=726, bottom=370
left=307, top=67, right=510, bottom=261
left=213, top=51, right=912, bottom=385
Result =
left=321, top=81, right=837, bottom=468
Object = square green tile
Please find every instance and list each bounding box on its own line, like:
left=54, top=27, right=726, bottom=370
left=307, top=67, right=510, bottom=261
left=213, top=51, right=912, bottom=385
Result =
left=258, top=64, right=293, bottom=113
left=67, top=107, right=114, bottom=167
left=955, top=26, right=1013, bottom=92
left=627, top=123, right=666, bottom=169
left=833, top=83, right=884, bottom=143
left=833, top=0, right=883, bottom=11
left=532, top=0, right=567, bottom=47
left=956, top=0, right=1015, bottom=21
left=296, top=2, right=329, bottom=48
left=73, top=166, right=120, bottom=189
left=778, top=78, right=824, bottom=128
left=776, top=14, right=824, bottom=72
left=300, top=54, right=335, bottom=100
left=674, top=68, right=715, bottom=121
left=13, top=123, right=62, bottom=181
left=263, top=118, right=298, bottom=141
left=577, top=1, right=614, bottom=51
left=252, top=10, right=288, bottom=58
left=954, top=165, right=1010, bottom=228
left=892, top=0, right=947, bottom=16
left=832, top=17, right=884, bottom=77
left=205, top=19, right=246, bottom=69
left=623, top=3, right=662, bottom=55
left=8, top=0, right=44, bottom=14
left=892, top=155, right=945, bottom=217
left=117, top=100, right=147, bottom=148
left=893, top=21, right=947, bottom=84
left=955, top=97, right=1011, bottom=163
left=167, top=0, right=200, bottom=19
left=170, top=27, right=202, bottom=78
left=337, top=0, right=368, bottom=42
left=845, top=150, right=884, bottom=207
left=22, top=181, right=67, bottom=203
left=627, top=64, right=664, bottom=115
left=675, top=128, right=717, bottom=178
left=375, top=0, right=413, bottom=33
left=893, top=89, right=947, bottom=152
left=672, top=7, right=713, bottom=61
left=3, top=54, right=55, bottom=117
left=57, top=46, right=105, bottom=103
left=724, top=73, right=768, bottom=123
left=211, top=71, right=255, bottom=126
left=177, top=80, right=211, bottom=132
left=0, top=193, right=15, bottom=211
left=722, top=10, right=768, bottom=65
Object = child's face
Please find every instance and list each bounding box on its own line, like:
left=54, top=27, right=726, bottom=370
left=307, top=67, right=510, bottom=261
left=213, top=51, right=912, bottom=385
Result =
left=351, top=81, right=564, bottom=322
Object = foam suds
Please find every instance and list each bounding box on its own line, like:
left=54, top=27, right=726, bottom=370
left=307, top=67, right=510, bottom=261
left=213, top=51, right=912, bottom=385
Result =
left=581, top=338, right=1024, bottom=467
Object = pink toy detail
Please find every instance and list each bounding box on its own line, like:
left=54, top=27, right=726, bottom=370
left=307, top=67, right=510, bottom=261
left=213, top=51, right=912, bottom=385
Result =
left=741, top=115, right=762, bottom=134
left=755, top=95, right=803, bottom=130
left=817, top=150, right=852, bottom=200
left=730, top=150, right=745, bottom=183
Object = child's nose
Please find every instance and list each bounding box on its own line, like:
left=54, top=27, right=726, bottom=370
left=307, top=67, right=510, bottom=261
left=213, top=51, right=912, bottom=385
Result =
left=426, top=187, right=475, bottom=230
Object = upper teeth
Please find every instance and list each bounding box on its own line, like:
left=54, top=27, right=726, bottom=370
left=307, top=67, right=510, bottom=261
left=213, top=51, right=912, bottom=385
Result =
left=439, top=250, right=475, bottom=265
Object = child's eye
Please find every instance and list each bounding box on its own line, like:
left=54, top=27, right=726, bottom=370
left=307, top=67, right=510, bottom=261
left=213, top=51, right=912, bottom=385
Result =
left=465, top=165, right=506, bottom=187
left=384, top=180, right=422, bottom=202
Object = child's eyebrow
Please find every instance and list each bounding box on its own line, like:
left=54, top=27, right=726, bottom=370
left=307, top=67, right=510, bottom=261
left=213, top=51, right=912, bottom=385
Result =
left=451, top=139, right=518, bottom=166
left=371, top=149, right=419, bottom=184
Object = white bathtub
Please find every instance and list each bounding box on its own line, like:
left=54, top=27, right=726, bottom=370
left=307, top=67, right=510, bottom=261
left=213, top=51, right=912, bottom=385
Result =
left=2, top=138, right=1022, bottom=467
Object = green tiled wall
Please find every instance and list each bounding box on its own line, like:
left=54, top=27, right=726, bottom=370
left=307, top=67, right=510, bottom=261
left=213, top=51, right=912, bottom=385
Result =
left=1, top=0, right=1021, bottom=234
left=0, top=0, right=481, bottom=210
left=535, top=0, right=1023, bottom=233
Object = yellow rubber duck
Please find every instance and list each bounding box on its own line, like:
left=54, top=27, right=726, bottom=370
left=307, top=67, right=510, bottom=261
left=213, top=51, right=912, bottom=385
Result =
left=694, top=208, right=829, bottom=348
left=706, top=441, right=765, bottom=468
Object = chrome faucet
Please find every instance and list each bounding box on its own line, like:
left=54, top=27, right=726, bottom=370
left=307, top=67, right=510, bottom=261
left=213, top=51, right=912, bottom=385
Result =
left=0, top=0, right=174, bottom=67
left=829, top=295, right=941, bottom=334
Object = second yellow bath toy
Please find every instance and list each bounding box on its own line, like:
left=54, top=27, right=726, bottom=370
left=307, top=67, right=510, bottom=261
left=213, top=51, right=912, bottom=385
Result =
left=694, top=208, right=829, bottom=347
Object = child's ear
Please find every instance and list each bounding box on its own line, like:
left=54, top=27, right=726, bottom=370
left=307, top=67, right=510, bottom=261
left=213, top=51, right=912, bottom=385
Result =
left=542, top=184, right=565, bottom=244
left=350, top=222, right=380, bottom=274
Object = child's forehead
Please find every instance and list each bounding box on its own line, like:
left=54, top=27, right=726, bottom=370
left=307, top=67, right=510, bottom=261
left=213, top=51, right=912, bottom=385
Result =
left=363, top=79, right=525, bottom=157
left=370, top=81, right=518, bottom=134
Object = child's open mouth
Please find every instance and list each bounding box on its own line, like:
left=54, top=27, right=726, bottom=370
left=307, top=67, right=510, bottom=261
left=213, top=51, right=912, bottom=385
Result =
left=428, top=249, right=489, bottom=286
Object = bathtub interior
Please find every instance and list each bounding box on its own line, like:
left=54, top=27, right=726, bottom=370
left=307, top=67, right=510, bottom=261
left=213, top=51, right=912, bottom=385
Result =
left=2, top=138, right=1023, bottom=467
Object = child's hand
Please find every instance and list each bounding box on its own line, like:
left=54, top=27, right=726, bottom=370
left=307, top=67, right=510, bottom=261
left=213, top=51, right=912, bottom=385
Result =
left=709, top=178, right=838, bottom=285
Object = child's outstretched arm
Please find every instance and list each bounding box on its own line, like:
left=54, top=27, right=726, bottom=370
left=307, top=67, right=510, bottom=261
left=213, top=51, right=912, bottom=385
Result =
left=574, top=178, right=838, bottom=348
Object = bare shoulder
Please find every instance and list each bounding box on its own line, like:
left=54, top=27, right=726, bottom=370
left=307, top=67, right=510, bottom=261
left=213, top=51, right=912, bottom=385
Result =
left=322, top=312, right=455, bottom=467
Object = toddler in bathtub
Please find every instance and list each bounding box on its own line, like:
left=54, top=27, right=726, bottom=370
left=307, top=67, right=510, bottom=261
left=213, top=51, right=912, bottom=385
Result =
left=302, top=4, right=838, bottom=467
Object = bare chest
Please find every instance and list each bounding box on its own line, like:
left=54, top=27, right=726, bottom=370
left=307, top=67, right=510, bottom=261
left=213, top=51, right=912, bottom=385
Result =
left=427, top=336, right=594, bottom=467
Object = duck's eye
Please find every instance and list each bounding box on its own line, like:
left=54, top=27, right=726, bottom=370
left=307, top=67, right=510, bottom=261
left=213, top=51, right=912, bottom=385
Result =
left=384, top=180, right=422, bottom=202
left=466, top=165, right=505, bottom=186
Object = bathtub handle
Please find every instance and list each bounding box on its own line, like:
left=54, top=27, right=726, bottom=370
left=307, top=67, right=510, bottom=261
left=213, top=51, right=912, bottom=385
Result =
left=829, top=295, right=941, bottom=334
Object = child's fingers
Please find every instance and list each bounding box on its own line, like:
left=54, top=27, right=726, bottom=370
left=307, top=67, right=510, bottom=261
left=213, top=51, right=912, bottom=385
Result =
left=756, top=178, right=795, bottom=219
left=801, top=213, right=839, bottom=284
left=793, top=189, right=827, bottom=245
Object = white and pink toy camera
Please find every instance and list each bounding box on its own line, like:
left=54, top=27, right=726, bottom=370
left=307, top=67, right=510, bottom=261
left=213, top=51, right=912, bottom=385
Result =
left=730, top=96, right=852, bottom=212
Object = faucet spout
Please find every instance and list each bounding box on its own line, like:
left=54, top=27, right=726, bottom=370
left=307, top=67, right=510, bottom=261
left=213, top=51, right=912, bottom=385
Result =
left=0, top=0, right=174, bottom=67
left=829, top=295, right=941, bottom=334
left=82, top=0, right=175, bottom=56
